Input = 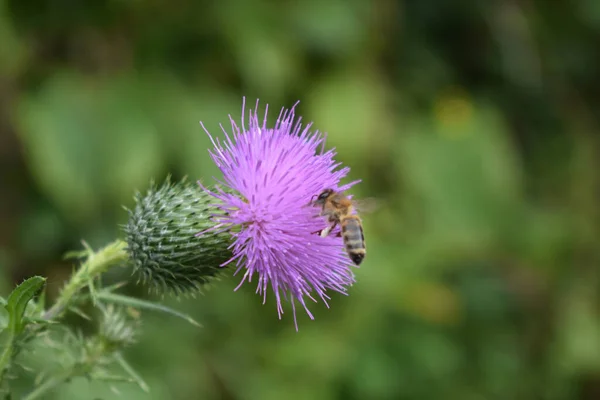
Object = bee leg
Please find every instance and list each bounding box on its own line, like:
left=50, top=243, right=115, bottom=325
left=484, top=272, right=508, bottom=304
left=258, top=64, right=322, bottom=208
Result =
left=320, top=221, right=337, bottom=238
left=335, top=231, right=342, bottom=238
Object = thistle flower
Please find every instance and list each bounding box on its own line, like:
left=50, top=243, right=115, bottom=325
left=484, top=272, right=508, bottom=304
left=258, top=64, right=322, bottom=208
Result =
left=199, top=98, right=359, bottom=328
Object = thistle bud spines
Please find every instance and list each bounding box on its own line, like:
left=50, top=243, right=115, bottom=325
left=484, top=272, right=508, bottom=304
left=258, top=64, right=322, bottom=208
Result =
left=123, top=178, right=233, bottom=296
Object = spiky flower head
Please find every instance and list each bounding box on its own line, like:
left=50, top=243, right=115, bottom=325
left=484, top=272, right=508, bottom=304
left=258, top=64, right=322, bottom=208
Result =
left=123, top=178, right=233, bottom=295
left=199, top=98, right=359, bottom=328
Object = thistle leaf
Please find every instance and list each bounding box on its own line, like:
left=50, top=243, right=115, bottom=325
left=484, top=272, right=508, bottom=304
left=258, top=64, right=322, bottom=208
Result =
left=4, top=277, right=46, bottom=336
left=114, top=353, right=149, bottom=392
left=96, top=291, right=202, bottom=328
left=0, top=276, right=46, bottom=384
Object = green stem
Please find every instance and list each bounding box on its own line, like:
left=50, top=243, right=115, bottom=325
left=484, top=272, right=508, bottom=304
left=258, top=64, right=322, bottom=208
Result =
left=43, top=240, right=129, bottom=321
left=0, top=332, right=14, bottom=384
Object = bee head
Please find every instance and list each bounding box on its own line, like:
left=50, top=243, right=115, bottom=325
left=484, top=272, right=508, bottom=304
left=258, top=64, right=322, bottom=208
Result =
left=311, top=188, right=335, bottom=206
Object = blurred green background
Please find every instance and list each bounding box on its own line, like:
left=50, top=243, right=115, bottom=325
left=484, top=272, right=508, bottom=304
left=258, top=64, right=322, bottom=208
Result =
left=1, top=0, right=600, bottom=399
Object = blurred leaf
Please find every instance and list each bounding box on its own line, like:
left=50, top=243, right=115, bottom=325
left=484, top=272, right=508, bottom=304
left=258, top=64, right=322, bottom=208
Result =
left=578, top=0, right=600, bottom=26
left=352, top=345, right=402, bottom=398
left=402, top=281, right=462, bottom=325
left=555, top=282, right=600, bottom=373
left=212, top=0, right=300, bottom=98
left=230, top=32, right=300, bottom=99
left=16, top=73, right=165, bottom=222
left=18, top=205, right=65, bottom=259
left=397, top=100, right=522, bottom=248
left=307, top=67, right=391, bottom=162
left=101, top=78, right=164, bottom=204
left=0, top=0, right=28, bottom=76
left=287, top=0, right=370, bottom=55
left=139, top=73, right=241, bottom=179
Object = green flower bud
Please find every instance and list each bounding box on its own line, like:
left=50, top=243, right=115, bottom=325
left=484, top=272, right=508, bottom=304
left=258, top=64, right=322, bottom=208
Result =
left=98, top=305, right=139, bottom=350
left=123, top=178, right=233, bottom=296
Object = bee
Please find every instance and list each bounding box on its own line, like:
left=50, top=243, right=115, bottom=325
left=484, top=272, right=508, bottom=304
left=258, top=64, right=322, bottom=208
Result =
left=310, top=188, right=367, bottom=265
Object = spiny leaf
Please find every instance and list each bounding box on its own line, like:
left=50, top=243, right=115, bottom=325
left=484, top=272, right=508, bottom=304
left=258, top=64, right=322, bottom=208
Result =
left=114, top=353, right=149, bottom=392
left=62, top=249, right=90, bottom=260
left=87, top=278, right=98, bottom=307
left=5, top=276, right=46, bottom=336
left=0, top=276, right=46, bottom=385
left=96, top=291, right=202, bottom=328
left=68, top=306, right=92, bottom=321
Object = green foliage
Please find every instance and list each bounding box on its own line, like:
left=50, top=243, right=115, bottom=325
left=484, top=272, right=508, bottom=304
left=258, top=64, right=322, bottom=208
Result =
left=0, top=238, right=207, bottom=398
left=23, top=307, right=145, bottom=400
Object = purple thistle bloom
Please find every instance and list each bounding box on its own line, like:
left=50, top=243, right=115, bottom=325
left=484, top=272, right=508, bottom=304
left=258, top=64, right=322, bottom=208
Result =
left=198, top=98, right=360, bottom=329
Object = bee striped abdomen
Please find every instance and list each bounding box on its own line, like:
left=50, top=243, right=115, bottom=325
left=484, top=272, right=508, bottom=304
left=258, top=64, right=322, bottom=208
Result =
left=341, top=215, right=366, bottom=265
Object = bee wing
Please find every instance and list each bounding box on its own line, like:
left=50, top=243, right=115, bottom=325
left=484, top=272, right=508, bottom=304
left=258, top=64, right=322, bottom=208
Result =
left=350, top=197, right=380, bottom=214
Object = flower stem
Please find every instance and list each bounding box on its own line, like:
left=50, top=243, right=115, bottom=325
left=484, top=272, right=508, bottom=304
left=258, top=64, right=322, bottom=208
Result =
left=43, top=240, right=129, bottom=321
left=0, top=331, right=15, bottom=384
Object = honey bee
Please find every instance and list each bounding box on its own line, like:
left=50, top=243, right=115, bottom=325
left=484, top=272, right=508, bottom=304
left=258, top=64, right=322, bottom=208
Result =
left=310, top=188, right=367, bottom=265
